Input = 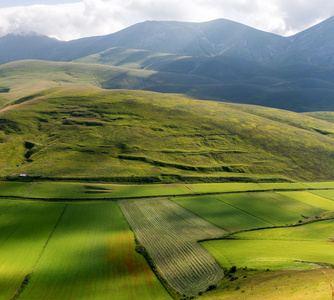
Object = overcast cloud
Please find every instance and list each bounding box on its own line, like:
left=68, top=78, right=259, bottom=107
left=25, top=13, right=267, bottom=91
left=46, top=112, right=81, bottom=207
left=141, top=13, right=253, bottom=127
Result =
left=0, top=0, right=334, bottom=41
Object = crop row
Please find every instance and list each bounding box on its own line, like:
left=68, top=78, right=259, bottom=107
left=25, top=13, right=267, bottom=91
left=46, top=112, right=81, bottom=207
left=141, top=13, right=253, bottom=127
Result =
left=118, top=198, right=226, bottom=296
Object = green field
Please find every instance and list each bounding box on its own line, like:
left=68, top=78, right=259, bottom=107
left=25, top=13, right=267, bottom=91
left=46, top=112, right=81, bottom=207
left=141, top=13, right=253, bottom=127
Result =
left=1, top=182, right=334, bottom=299
left=173, top=195, right=271, bottom=231
left=0, top=199, right=170, bottom=300
left=0, top=199, right=66, bottom=300
left=202, top=219, right=334, bottom=271
left=15, top=182, right=192, bottom=199
left=186, top=182, right=308, bottom=194
left=173, top=191, right=323, bottom=232
left=277, top=191, right=334, bottom=211
left=309, top=189, right=334, bottom=201
left=0, top=181, right=323, bottom=200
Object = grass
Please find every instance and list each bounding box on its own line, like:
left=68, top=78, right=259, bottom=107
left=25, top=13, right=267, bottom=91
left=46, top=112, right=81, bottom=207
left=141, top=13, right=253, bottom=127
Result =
left=277, top=191, right=334, bottom=211
left=215, top=193, right=302, bottom=225
left=303, top=182, right=334, bottom=189
left=18, top=201, right=170, bottom=300
left=173, top=195, right=271, bottom=232
left=0, top=199, right=66, bottom=300
left=310, top=190, right=334, bottom=201
left=0, top=181, right=320, bottom=200
left=0, top=181, right=31, bottom=196
left=201, top=269, right=334, bottom=300
left=0, top=80, right=334, bottom=181
left=202, top=219, right=334, bottom=271
left=249, top=192, right=324, bottom=218
left=173, top=191, right=317, bottom=232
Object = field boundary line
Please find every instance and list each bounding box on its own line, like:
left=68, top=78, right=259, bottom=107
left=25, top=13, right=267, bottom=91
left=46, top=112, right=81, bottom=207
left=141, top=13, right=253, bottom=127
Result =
left=199, top=214, right=334, bottom=243
left=9, top=204, right=68, bottom=300
left=308, top=190, right=334, bottom=202
left=1, top=187, right=334, bottom=202
left=212, top=195, right=275, bottom=226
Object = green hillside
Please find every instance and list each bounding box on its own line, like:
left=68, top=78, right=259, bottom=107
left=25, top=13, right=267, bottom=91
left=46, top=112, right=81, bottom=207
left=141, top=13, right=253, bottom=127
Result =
left=1, top=85, right=334, bottom=181
left=0, top=60, right=220, bottom=109
left=305, top=111, right=334, bottom=123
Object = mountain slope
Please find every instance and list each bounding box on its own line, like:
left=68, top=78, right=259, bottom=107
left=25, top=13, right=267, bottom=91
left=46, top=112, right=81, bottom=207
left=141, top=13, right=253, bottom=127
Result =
left=0, top=60, right=220, bottom=109
left=273, top=16, right=334, bottom=67
left=1, top=87, right=334, bottom=181
left=0, top=19, right=291, bottom=64
left=1, top=59, right=334, bottom=113
left=0, top=33, right=62, bottom=65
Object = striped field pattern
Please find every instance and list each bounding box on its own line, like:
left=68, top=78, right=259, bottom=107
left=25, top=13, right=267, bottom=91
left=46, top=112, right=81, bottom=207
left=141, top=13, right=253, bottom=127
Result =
left=118, top=198, right=227, bottom=296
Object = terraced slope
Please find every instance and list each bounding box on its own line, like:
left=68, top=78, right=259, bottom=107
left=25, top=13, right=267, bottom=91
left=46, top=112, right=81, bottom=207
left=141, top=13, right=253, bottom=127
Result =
left=1, top=87, right=334, bottom=181
left=118, top=198, right=226, bottom=296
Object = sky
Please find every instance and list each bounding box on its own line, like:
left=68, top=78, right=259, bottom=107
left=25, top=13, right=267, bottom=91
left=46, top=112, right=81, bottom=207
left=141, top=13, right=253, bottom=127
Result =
left=0, top=0, right=333, bottom=41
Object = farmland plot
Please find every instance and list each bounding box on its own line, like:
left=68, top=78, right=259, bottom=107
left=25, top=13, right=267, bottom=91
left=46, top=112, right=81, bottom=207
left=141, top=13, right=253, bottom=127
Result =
left=278, top=191, right=334, bottom=211
left=203, top=219, right=334, bottom=271
left=0, top=199, right=66, bottom=300
left=173, top=195, right=271, bottom=232
left=118, top=198, right=227, bottom=296
left=18, top=202, right=170, bottom=300
left=309, top=189, right=334, bottom=201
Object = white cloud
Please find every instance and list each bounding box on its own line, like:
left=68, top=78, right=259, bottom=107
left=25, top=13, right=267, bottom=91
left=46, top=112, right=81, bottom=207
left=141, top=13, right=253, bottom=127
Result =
left=0, top=0, right=333, bottom=41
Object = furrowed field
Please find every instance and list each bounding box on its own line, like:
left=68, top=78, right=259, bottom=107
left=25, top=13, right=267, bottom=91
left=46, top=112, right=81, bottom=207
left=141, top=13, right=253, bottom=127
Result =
left=118, top=198, right=226, bottom=296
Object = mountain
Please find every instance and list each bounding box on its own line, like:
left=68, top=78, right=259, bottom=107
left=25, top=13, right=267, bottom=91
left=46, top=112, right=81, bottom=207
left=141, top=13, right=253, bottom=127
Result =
left=68, top=19, right=290, bottom=62
left=273, top=16, right=334, bottom=67
left=1, top=17, right=334, bottom=112
left=0, top=19, right=291, bottom=64
left=0, top=32, right=62, bottom=64
left=2, top=59, right=334, bottom=113
left=1, top=17, right=334, bottom=67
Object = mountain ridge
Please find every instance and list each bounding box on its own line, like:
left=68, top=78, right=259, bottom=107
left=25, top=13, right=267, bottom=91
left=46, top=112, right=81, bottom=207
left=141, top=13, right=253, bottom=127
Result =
left=0, top=17, right=331, bottom=65
left=1, top=17, right=334, bottom=112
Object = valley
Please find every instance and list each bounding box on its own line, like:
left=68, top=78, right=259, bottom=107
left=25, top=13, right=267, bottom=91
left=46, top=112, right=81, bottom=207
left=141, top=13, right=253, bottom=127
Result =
left=0, top=15, right=334, bottom=300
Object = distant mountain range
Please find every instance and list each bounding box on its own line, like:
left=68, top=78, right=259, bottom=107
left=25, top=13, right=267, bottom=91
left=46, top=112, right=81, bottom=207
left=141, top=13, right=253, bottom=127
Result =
left=1, top=17, right=334, bottom=111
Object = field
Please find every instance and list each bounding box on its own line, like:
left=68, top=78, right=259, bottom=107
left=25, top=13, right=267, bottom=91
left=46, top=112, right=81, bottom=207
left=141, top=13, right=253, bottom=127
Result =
left=0, top=183, right=334, bottom=299
left=201, top=220, right=334, bottom=299
left=0, top=199, right=169, bottom=300
left=173, top=191, right=325, bottom=232
left=118, top=198, right=226, bottom=296
left=277, top=191, right=334, bottom=211
left=0, top=199, right=66, bottom=300
left=199, top=189, right=334, bottom=299
left=0, top=181, right=318, bottom=199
